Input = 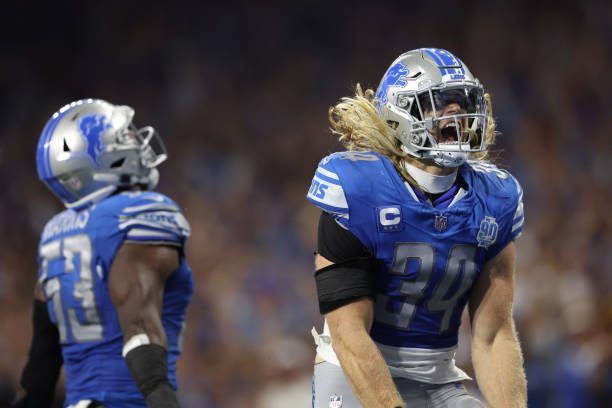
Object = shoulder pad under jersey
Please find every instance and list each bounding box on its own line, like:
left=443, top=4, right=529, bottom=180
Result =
left=466, top=161, right=525, bottom=244
left=306, top=151, right=383, bottom=226
left=103, top=191, right=191, bottom=245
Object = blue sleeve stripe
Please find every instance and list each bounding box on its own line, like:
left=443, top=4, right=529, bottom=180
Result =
left=37, top=107, right=78, bottom=203
left=124, top=237, right=182, bottom=245
left=306, top=197, right=349, bottom=214
left=118, top=219, right=185, bottom=235
left=125, top=236, right=182, bottom=243
left=512, top=213, right=524, bottom=226
left=126, top=228, right=179, bottom=240
left=315, top=169, right=341, bottom=185
left=422, top=48, right=448, bottom=75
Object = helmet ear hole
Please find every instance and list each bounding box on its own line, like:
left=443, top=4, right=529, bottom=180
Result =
left=110, top=158, right=125, bottom=168
left=63, top=139, right=71, bottom=152
left=409, top=71, right=422, bottom=79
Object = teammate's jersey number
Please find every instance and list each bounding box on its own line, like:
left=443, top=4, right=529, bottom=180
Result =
left=375, top=243, right=478, bottom=333
left=40, top=234, right=103, bottom=343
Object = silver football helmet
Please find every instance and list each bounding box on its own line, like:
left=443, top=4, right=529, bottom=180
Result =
left=376, top=48, right=489, bottom=167
left=36, top=99, right=167, bottom=209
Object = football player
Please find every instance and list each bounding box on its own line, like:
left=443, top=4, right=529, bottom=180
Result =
left=13, top=99, right=193, bottom=408
left=308, top=48, right=527, bottom=407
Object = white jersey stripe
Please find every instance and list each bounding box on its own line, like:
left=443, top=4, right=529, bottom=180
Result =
left=512, top=217, right=525, bottom=232
left=126, top=229, right=178, bottom=239
left=448, top=187, right=468, bottom=207
left=316, top=166, right=339, bottom=180
left=122, top=203, right=179, bottom=214
left=403, top=182, right=420, bottom=202
left=308, top=175, right=348, bottom=211
left=118, top=219, right=179, bottom=232
left=514, top=203, right=524, bottom=220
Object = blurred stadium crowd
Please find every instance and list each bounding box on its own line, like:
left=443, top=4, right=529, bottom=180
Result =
left=0, top=1, right=610, bottom=407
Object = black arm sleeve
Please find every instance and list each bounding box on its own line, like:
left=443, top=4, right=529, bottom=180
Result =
left=125, top=344, right=180, bottom=408
left=18, top=300, right=63, bottom=408
left=315, top=211, right=379, bottom=314
left=317, top=211, right=371, bottom=262
left=315, top=258, right=380, bottom=314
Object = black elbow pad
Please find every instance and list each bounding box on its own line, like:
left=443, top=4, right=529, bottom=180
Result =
left=315, top=258, right=379, bottom=314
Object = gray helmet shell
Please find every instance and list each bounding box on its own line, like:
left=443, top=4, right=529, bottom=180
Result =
left=376, top=48, right=488, bottom=167
left=36, top=99, right=166, bottom=208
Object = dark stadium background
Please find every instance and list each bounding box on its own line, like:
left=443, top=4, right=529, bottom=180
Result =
left=0, top=1, right=610, bottom=407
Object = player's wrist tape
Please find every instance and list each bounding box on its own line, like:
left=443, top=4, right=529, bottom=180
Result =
left=124, top=343, right=179, bottom=408
left=315, top=258, right=379, bottom=314
left=122, top=333, right=150, bottom=358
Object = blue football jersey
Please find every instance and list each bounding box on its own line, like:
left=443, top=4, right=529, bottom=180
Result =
left=37, top=191, right=193, bottom=407
left=307, top=151, right=524, bottom=349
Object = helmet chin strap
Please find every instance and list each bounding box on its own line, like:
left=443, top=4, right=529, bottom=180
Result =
left=420, top=143, right=469, bottom=168
left=65, top=185, right=117, bottom=209
left=147, top=168, right=159, bottom=190
left=403, top=161, right=458, bottom=194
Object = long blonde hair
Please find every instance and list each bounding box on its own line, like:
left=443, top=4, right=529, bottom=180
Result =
left=328, top=84, right=498, bottom=182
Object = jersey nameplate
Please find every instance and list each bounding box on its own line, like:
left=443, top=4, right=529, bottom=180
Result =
left=42, top=210, right=90, bottom=241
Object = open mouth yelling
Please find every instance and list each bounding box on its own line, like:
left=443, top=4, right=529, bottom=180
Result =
left=438, top=122, right=461, bottom=143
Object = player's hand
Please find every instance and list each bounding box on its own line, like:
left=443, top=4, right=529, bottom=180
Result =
left=10, top=389, right=27, bottom=408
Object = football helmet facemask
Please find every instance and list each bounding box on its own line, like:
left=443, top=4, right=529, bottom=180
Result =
left=36, top=99, right=167, bottom=209
left=376, top=48, right=489, bottom=167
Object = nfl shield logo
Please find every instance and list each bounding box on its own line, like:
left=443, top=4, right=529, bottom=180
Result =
left=435, top=214, right=448, bottom=232
left=329, top=395, right=342, bottom=408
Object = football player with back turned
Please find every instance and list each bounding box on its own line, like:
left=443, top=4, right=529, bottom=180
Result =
left=308, top=48, right=527, bottom=407
left=13, top=99, right=193, bottom=408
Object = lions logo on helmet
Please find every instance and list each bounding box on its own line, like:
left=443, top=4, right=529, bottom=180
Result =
left=36, top=99, right=167, bottom=209
left=375, top=62, right=409, bottom=111
left=78, top=114, right=111, bottom=166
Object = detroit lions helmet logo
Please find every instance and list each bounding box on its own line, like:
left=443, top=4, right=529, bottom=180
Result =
left=376, top=62, right=409, bottom=111
left=79, top=114, right=111, bottom=165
